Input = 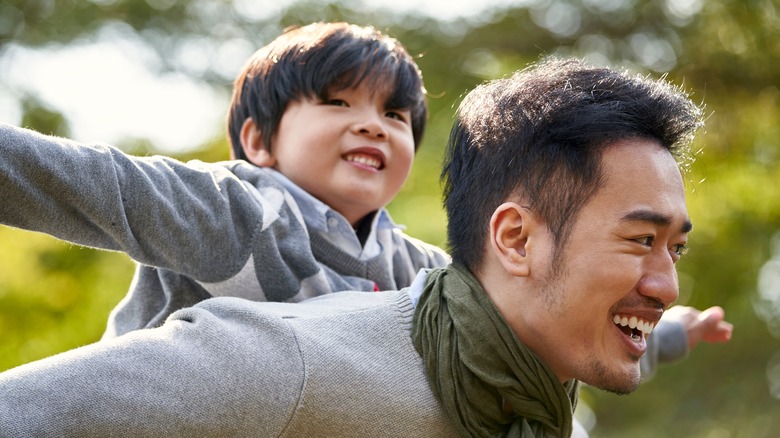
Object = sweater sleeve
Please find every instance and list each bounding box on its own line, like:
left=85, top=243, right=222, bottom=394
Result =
left=0, top=123, right=268, bottom=281
left=0, top=297, right=304, bottom=437
left=640, top=320, right=689, bottom=381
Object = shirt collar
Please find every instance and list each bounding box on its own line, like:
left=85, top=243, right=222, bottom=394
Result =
left=268, top=169, right=396, bottom=232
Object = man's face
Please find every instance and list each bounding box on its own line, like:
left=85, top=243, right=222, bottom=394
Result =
left=267, top=83, right=415, bottom=226
left=519, top=139, right=691, bottom=394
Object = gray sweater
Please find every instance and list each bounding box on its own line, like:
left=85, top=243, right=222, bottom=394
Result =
left=0, top=285, right=457, bottom=437
left=0, top=124, right=450, bottom=337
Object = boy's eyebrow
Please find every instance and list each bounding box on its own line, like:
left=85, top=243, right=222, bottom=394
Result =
left=621, top=209, right=693, bottom=233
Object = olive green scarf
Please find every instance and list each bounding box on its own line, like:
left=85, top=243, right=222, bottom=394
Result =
left=412, top=264, right=579, bottom=437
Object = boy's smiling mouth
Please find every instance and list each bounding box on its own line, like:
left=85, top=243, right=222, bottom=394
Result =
left=344, top=150, right=385, bottom=170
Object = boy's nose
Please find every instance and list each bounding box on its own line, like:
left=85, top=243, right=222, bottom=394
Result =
left=353, top=115, right=388, bottom=140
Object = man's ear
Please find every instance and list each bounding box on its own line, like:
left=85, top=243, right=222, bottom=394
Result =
left=489, top=202, right=534, bottom=277
left=239, top=118, right=276, bottom=167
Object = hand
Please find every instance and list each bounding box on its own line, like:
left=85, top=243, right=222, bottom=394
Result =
left=662, top=305, right=733, bottom=349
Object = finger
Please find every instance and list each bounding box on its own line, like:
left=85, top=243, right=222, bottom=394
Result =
left=698, top=306, right=725, bottom=324
left=700, top=308, right=733, bottom=343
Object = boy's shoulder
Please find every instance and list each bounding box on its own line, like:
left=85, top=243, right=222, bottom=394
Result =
left=202, top=159, right=277, bottom=183
left=390, top=229, right=451, bottom=265
left=187, top=159, right=291, bottom=195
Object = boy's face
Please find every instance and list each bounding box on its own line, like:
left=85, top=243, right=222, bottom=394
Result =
left=262, top=83, right=415, bottom=226
left=499, top=139, right=690, bottom=394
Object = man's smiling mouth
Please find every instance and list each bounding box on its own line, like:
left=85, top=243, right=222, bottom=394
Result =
left=612, top=314, right=655, bottom=342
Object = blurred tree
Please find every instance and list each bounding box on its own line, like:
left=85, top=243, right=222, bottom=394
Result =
left=1, top=0, right=779, bottom=435
left=18, top=95, right=70, bottom=137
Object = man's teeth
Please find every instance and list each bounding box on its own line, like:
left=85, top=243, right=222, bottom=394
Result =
left=346, top=154, right=381, bottom=169
left=612, top=314, right=655, bottom=336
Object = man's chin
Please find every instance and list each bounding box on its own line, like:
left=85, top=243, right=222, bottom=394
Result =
left=597, top=377, right=641, bottom=396
left=580, top=361, right=641, bottom=395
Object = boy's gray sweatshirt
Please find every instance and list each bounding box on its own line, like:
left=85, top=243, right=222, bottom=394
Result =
left=0, top=124, right=450, bottom=336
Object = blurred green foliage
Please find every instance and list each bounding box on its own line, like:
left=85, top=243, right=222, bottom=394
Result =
left=1, top=0, right=780, bottom=435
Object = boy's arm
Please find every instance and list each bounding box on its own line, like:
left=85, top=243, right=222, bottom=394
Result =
left=640, top=305, right=733, bottom=380
left=0, top=124, right=266, bottom=279
left=640, top=319, right=687, bottom=380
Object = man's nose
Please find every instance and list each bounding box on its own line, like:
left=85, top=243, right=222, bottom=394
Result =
left=637, top=250, right=680, bottom=307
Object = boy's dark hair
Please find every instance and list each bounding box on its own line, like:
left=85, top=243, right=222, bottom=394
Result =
left=228, top=22, right=427, bottom=161
left=441, top=57, right=704, bottom=272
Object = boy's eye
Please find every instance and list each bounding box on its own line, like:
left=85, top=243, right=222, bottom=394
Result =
left=385, top=110, right=408, bottom=123
left=326, top=99, right=348, bottom=107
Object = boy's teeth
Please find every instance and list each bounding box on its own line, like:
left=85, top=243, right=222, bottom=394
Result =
left=346, top=154, right=380, bottom=168
left=612, top=314, right=655, bottom=335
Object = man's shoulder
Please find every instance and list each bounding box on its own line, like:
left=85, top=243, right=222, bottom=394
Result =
left=180, top=290, right=417, bottom=368
left=297, top=289, right=414, bottom=318
left=195, top=289, right=412, bottom=321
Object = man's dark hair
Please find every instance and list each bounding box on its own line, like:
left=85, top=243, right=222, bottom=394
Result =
left=442, top=57, right=704, bottom=272
left=227, top=22, right=427, bottom=160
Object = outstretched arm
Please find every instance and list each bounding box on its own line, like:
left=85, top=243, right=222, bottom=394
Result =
left=641, top=305, right=733, bottom=380
left=663, top=305, right=733, bottom=349
left=0, top=123, right=269, bottom=279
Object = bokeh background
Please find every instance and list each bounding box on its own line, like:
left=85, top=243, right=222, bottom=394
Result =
left=1, top=0, right=780, bottom=436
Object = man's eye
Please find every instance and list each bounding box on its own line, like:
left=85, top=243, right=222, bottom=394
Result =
left=635, top=236, right=654, bottom=247
left=671, top=243, right=689, bottom=257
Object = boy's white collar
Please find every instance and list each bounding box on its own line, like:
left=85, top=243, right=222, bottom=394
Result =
left=267, top=168, right=395, bottom=232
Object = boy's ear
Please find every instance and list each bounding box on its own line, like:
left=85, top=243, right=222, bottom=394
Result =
left=240, top=118, right=276, bottom=167
left=489, top=202, right=535, bottom=277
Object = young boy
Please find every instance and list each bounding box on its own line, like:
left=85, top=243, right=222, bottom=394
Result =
left=0, top=22, right=449, bottom=339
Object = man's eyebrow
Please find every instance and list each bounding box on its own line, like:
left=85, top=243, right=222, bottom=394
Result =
left=621, top=210, right=693, bottom=233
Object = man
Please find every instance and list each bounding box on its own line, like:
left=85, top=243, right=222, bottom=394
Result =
left=0, top=58, right=725, bottom=437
